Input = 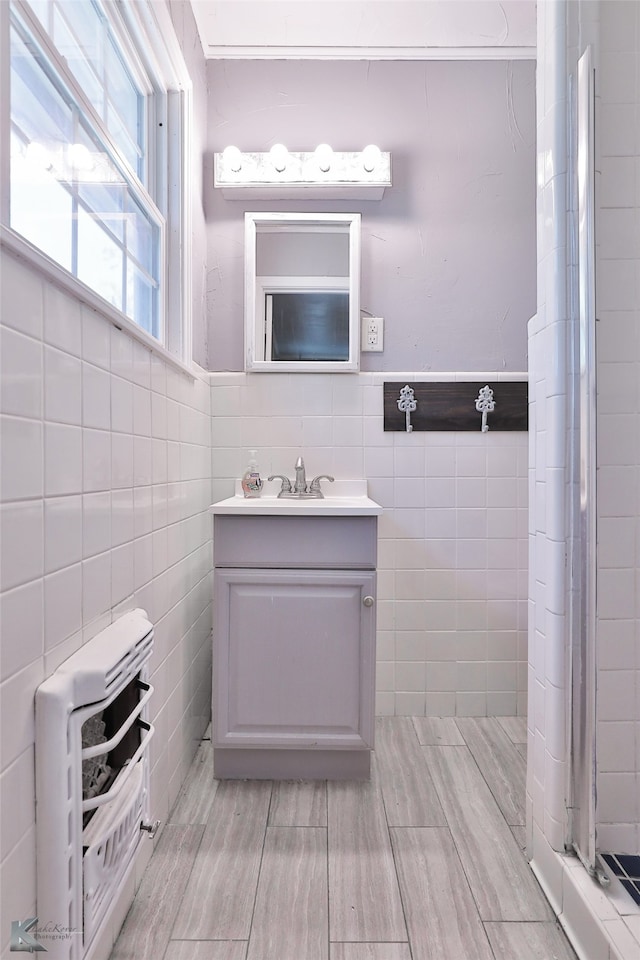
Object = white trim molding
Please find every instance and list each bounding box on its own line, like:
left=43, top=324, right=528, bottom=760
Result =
left=201, top=45, right=536, bottom=61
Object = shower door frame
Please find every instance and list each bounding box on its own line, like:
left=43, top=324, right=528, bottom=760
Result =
left=569, top=44, right=597, bottom=875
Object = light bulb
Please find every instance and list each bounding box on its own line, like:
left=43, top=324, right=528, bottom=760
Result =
left=222, top=145, right=242, bottom=173
left=314, top=143, right=333, bottom=173
left=269, top=143, right=288, bottom=172
left=362, top=144, right=382, bottom=173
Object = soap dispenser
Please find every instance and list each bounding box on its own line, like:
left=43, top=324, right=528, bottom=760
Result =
left=241, top=450, right=263, bottom=498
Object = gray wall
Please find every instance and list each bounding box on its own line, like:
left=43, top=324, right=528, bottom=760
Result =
left=205, top=59, right=536, bottom=372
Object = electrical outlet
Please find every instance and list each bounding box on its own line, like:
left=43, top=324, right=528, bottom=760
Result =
left=361, top=316, right=384, bottom=352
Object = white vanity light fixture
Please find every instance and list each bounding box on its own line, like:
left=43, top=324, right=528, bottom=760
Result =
left=214, top=144, right=391, bottom=199
left=222, top=144, right=243, bottom=172
left=269, top=142, right=289, bottom=172
left=314, top=143, right=334, bottom=173
left=362, top=144, right=382, bottom=172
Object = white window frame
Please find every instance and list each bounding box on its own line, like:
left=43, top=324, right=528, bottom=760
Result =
left=0, top=0, right=193, bottom=373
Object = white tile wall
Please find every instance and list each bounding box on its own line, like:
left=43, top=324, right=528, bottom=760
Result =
left=210, top=370, right=528, bottom=719
left=595, top=0, right=640, bottom=859
left=530, top=1, right=640, bottom=958
left=0, top=248, right=213, bottom=958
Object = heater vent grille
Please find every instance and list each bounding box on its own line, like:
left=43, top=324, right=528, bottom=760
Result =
left=36, top=609, right=154, bottom=960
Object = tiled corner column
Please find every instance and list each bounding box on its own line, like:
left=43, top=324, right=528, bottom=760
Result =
left=527, top=0, right=572, bottom=862
left=210, top=370, right=528, bottom=719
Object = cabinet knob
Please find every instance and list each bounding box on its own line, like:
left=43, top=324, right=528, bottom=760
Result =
left=363, top=596, right=375, bottom=607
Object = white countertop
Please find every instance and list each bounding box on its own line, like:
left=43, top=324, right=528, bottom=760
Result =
left=209, top=479, right=383, bottom=517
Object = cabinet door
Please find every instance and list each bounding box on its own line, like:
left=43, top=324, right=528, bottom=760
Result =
left=214, top=569, right=376, bottom=749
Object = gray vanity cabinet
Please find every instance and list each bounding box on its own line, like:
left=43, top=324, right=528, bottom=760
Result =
left=212, top=514, right=377, bottom=779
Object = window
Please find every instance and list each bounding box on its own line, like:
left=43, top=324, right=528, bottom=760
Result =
left=2, top=0, right=191, bottom=363
left=264, top=286, right=350, bottom=362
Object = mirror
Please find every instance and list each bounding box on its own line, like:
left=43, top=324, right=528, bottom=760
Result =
left=244, top=212, right=361, bottom=372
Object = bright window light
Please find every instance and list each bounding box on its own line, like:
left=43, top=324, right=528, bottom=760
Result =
left=3, top=0, right=192, bottom=361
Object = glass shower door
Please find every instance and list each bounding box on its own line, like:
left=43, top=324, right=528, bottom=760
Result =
left=569, top=45, right=597, bottom=875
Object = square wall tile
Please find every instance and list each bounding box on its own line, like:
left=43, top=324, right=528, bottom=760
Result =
left=131, top=341, right=151, bottom=389
left=598, top=569, right=636, bottom=620
left=598, top=669, right=637, bottom=722
left=44, top=346, right=82, bottom=425
left=0, top=658, right=45, bottom=769
left=83, top=428, right=111, bottom=493
left=81, top=306, right=111, bottom=369
left=111, top=488, right=134, bottom=547
left=45, top=423, right=83, bottom=496
left=0, top=326, right=42, bottom=419
left=83, top=491, right=111, bottom=558
left=110, top=326, right=133, bottom=380
left=44, top=562, right=82, bottom=651
left=425, top=508, right=457, bottom=539
left=0, top=745, right=35, bottom=861
left=425, top=444, right=456, bottom=477
left=395, top=661, right=426, bottom=692
left=456, top=691, right=487, bottom=716
left=133, top=436, right=153, bottom=487
left=425, top=477, right=456, bottom=508
left=44, top=284, right=82, bottom=356
left=395, top=691, right=426, bottom=716
left=456, top=509, right=488, bottom=539
left=1, top=254, right=43, bottom=339
left=394, top=445, right=425, bottom=478
left=82, top=363, right=111, bottom=430
left=391, top=508, right=426, bottom=539
left=456, top=446, right=487, bottom=477
left=111, top=433, right=134, bottom=489
left=0, top=580, right=43, bottom=681
left=0, top=416, right=43, bottom=501
left=0, top=501, right=43, bottom=591
left=487, top=661, right=517, bottom=691
left=425, top=692, right=456, bottom=716
left=597, top=722, right=637, bottom=773
left=457, top=661, right=487, bottom=692
left=111, top=542, right=134, bottom=606
left=111, top=376, right=134, bottom=434
left=82, top=552, right=112, bottom=623
left=597, top=619, right=636, bottom=671
left=486, top=691, right=518, bottom=715
left=44, top=496, right=82, bottom=573
left=134, top=535, right=153, bottom=591
left=376, top=691, right=395, bottom=716
left=333, top=416, right=362, bottom=447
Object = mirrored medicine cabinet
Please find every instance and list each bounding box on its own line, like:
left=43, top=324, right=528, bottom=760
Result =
left=244, top=212, right=361, bottom=372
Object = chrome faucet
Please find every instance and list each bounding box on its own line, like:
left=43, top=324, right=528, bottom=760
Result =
left=294, top=456, right=307, bottom=494
left=268, top=457, right=335, bottom=499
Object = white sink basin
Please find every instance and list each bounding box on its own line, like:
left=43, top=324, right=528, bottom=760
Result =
left=209, top=479, right=383, bottom=517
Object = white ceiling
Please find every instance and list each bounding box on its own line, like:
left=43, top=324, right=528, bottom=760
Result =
left=189, top=1, right=536, bottom=60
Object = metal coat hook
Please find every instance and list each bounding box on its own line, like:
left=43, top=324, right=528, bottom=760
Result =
left=397, top=384, right=417, bottom=433
left=475, top=385, right=495, bottom=432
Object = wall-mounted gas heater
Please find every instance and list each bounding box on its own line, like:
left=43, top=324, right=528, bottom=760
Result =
left=35, top=609, right=157, bottom=959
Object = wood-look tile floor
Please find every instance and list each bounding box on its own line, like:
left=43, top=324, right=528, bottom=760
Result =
left=110, top=717, right=577, bottom=960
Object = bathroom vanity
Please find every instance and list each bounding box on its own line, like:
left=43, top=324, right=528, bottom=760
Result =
left=209, top=481, right=382, bottom=779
